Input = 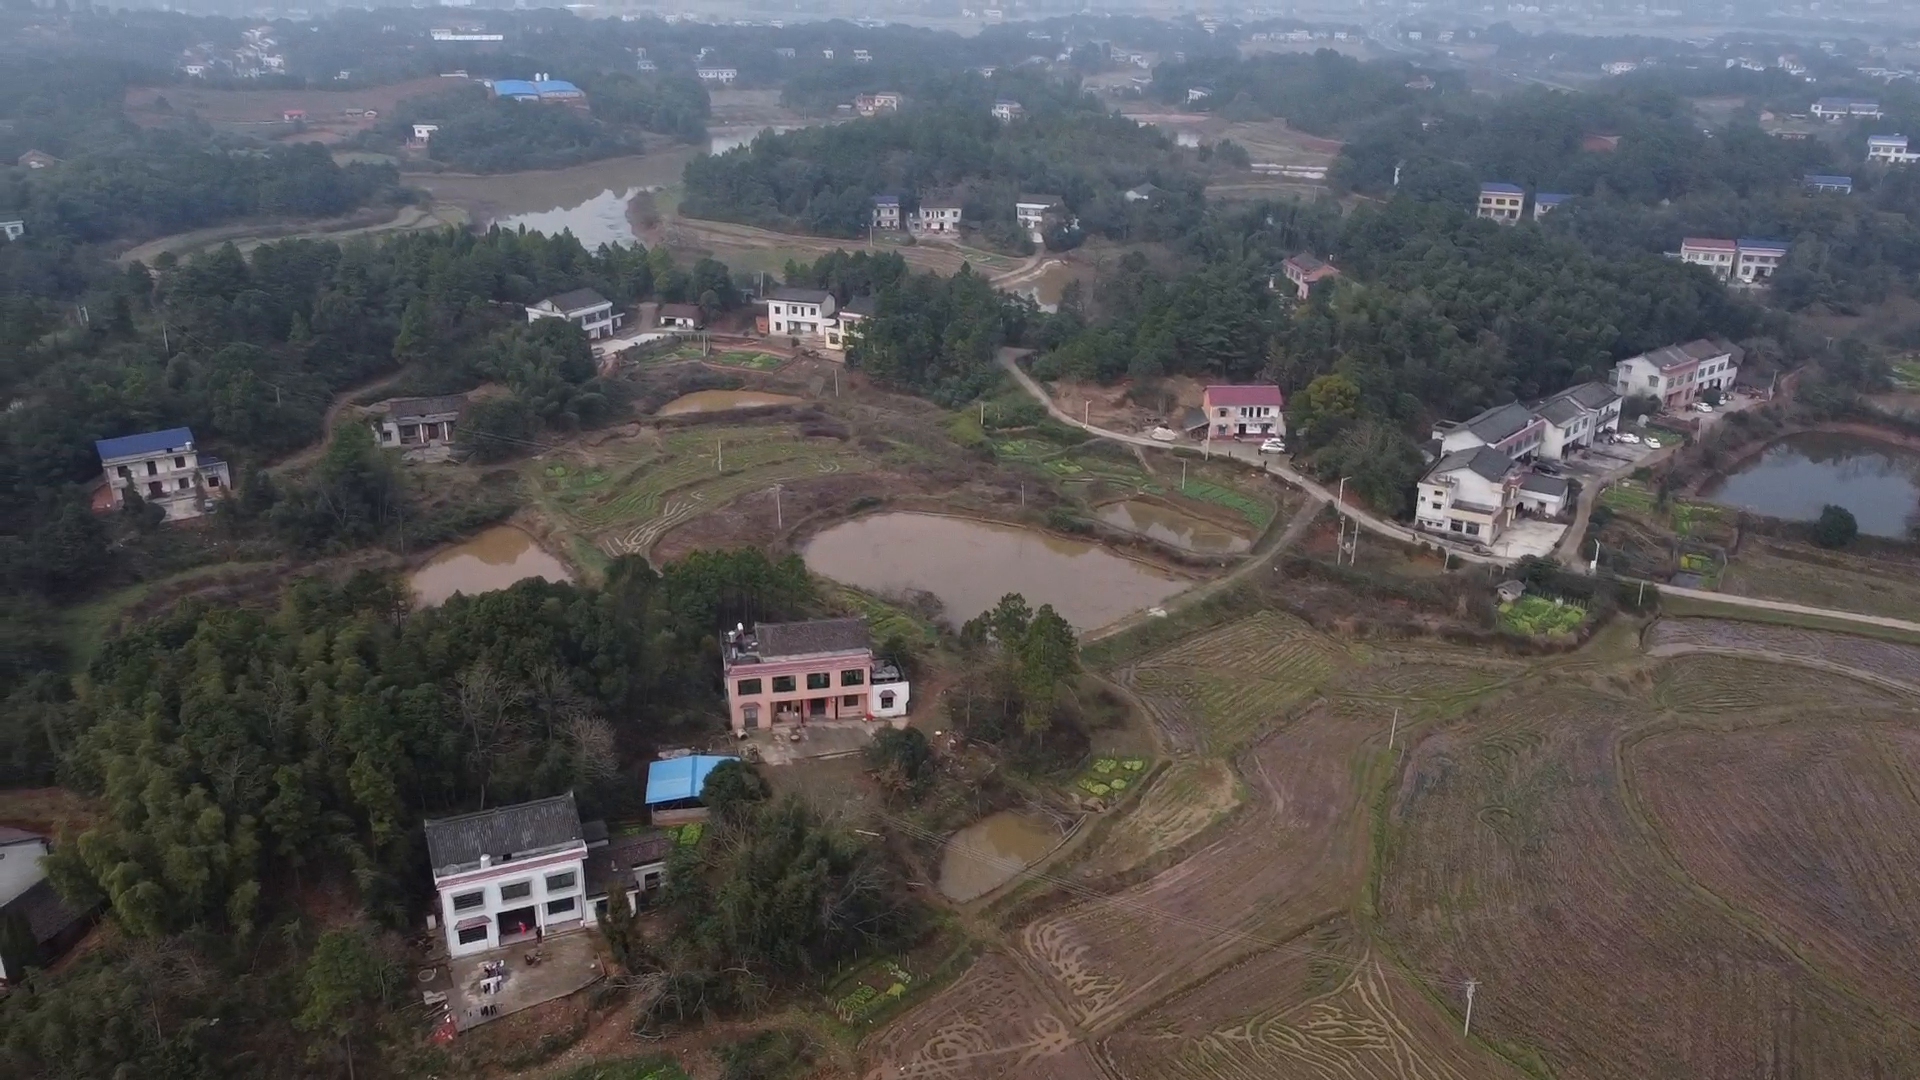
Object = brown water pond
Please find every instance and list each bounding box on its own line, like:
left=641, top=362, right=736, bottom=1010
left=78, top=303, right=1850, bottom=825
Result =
left=656, top=390, right=804, bottom=415
left=800, top=512, right=1188, bottom=630
left=409, top=525, right=573, bottom=607
left=1097, top=498, right=1251, bottom=554
left=936, top=810, right=1063, bottom=902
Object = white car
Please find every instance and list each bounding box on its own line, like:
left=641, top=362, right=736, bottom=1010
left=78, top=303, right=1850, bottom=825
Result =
left=1692, top=402, right=1714, bottom=413
left=1617, top=433, right=1641, bottom=445
left=1644, top=437, right=1662, bottom=449
left=1259, top=438, right=1288, bottom=454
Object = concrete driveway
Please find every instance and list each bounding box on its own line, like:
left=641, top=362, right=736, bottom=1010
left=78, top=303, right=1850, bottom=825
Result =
left=1489, top=519, right=1567, bottom=560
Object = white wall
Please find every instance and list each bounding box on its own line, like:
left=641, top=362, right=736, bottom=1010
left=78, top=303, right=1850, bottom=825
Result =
left=0, top=838, right=49, bottom=907
left=437, top=852, right=589, bottom=959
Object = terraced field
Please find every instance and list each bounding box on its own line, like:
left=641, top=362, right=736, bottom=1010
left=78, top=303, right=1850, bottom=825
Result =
left=1111, top=612, right=1349, bottom=752
left=1646, top=616, right=1920, bottom=691
left=861, top=954, right=1104, bottom=1080
left=528, top=425, right=873, bottom=559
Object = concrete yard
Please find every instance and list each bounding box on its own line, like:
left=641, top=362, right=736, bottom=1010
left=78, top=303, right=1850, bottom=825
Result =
left=448, top=928, right=605, bottom=1032
left=736, top=717, right=899, bottom=765
left=1488, top=519, right=1568, bottom=561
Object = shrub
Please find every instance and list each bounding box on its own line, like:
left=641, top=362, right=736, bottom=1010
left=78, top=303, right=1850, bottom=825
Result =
left=1814, top=503, right=1858, bottom=548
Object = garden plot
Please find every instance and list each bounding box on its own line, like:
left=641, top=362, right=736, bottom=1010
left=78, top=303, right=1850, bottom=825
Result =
left=1018, top=706, right=1372, bottom=1036
left=1632, top=722, right=1920, bottom=1025
left=1379, top=686, right=1920, bottom=1079
left=860, top=953, right=1105, bottom=1080
left=1109, top=611, right=1349, bottom=752
left=1646, top=617, right=1920, bottom=693
left=1100, top=921, right=1519, bottom=1080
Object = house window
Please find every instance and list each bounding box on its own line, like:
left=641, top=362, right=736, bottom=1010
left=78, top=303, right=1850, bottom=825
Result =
left=879, top=691, right=897, bottom=710
left=458, top=924, right=489, bottom=945
left=807, top=672, right=831, bottom=690
left=843, top=694, right=862, bottom=707
left=736, top=678, right=762, bottom=696
left=174, top=456, right=185, bottom=468
left=841, top=669, right=865, bottom=686
left=1449, top=521, right=1464, bottom=533
left=452, top=890, right=485, bottom=912
left=500, top=881, right=532, bottom=902
left=1465, top=523, right=1481, bottom=536
left=148, top=481, right=164, bottom=497
left=178, top=478, right=191, bottom=490
left=207, top=474, right=221, bottom=488
left=546, top=871, right=576, bottom=892
left=146, top=460, right=158, bottom=476
left=772, top=675, right=796, bottom=693
left=546, top=896, right=576, bottom=916
left=117, top=465, right=131, bottom=478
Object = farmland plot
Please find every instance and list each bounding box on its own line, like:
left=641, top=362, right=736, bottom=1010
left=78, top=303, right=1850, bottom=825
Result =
left=1110, top=612, right=1349, bottom=752
left=860, top=954, right=1104, bottom=1080
left=1646, top=617, right=1920, bottom=691
left=1379, top=688, right=1920, bottom=1078
left=1633, top=722, right=1920, bottom=1024
left=1076, top=757, right=1242, bottom=877
left=1650, top=653, right=1915, bottom=714
left=1101, top=921, right=1519, bottom=1080
left=1019, top=707, right=1371, bottom=1035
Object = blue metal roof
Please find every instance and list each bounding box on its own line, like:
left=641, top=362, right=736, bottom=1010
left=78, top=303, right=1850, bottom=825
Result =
left=1737, top=237, right=1791, bottom=251
left=645, top=755, right=740, bottom=806
left=492, top=79, right=540, bottom=98
left=1535, top=192, right=1571, bottom=204
left=1805, top=174, right=1852, bottom=185
left=1481, top=181, right=1524, bottom=194
left=95, top=427, right=195, bottom=461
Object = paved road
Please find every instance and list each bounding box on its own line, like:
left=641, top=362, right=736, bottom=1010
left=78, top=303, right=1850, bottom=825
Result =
left=1654, top=581, right=1920, bottom=636
left=995, top=350, right=1505, bottom=566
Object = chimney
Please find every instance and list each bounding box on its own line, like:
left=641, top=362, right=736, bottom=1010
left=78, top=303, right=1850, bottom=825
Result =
left=480, top=854, right=491, bottom=868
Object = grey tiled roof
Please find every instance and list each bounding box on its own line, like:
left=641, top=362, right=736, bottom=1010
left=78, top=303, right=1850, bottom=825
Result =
left=545, top=288, right=612, bottom=313
left=1430, top=444, right=1517, bottom=483
left=3, top=878, right=88, bottom=946
left=424, top=792, right=583, bottom=873
left=1534, top=397, right=1586, bottom=427
left=755, top=617, right=871, bottom=659
left=382, top=394, right=468, bottom=421
left=1520, top=472, right=1569, bottom=496
left=1560, top=381, right=1620, bottom=409
left=1462, top=402, right=1536, bottom=443
left=768, top=287, right=833, bottom=303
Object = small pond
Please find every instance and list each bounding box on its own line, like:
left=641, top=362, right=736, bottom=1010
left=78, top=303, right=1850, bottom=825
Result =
left=1699, top=432, right=1920, bottom=539
left=936, top=810, right=1062, bottom=902
left=491, top=187, right=641, bottom=249
left=409, top=525, right=573, bottom=607
left=656, top=389, right=804, bottom=415
left=800, top=512, right=1188, bottom=630
left=1098, top=499, right=1251, bottom=554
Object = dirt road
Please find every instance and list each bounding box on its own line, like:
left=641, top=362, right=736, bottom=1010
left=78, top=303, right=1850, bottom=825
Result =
left=1653, top=581, right=1920, bottom=636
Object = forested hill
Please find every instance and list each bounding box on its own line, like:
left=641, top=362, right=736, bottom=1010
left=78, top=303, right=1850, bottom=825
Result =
left=682, top=77, right=1205, bottom=245
left=1149, top=50, right=1460, bottom=135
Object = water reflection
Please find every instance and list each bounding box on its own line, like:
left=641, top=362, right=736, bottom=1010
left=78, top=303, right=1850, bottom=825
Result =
left=410, top=525, right=573, bottom=607
left=492, top=187, right=641, bottom=248
left=801, top=511, right=1187, bottom=630
left=1700, top=433, right=1920, bottom=538
left=656, top=390, right=803, bottom=415
left=937, top=811, right=1061, bottom=902
left=1098, top=499, right=1251, bottom=554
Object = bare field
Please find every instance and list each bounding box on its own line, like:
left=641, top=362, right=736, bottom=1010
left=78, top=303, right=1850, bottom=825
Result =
left=1381, top=686, right=1920, bottom=1078
left=1018, top=706, right=1372, bottom=1034
left=1633, top=723, right=1920, bottom=1024
left=125, top=77, right=455, bottom=141
left=1646, top=616, right=1920, bottom=692
left=1074, top=757, right=1242, bottom=878
left=1720, top=538, right=1920, bottom=622
left=1649, top=653, right=1916, bottom=714
left=860, top=953, right=1104, bottom=1080
left=1111, top=611, right=1349, bottom=752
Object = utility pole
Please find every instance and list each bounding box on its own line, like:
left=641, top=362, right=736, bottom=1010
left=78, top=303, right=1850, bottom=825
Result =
left=1388, top=707, right=1399, bottom=749
left=833, top=367, right=840, bottom=397
left=1083, top=399, right=1089, bottom=426
left=774, top=484, right=782, bottom=528
left=1463, top=979, right=1479, bottom=1037
left=1181, top=460, right=1187, bottom=492
left=717, top=439, right=723, bottom=472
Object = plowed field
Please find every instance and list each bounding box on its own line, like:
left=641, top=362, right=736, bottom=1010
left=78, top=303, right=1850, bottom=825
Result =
left=861, top=954, right=1104, bottom=1080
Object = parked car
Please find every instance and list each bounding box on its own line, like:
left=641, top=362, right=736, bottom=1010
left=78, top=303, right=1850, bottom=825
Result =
left=1259, top=437, right=1287, bottom=454
left=1644, top=437, right=1662, bottom=449
left=1692, top=402, right=1714, bottom=413
left=1617, top=432, right=1642, bottom=444
left=1534, top=462, right=1563, bottom=477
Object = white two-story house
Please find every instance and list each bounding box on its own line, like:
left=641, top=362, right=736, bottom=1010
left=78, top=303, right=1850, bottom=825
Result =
left=1015, top=194, right=1064, bottom=243
left=1432, top=401, right=1544, bottom=461
left=1477, top=182, right=1525, bottom=224
left=527, top=288, right=623, bottom=340
left=426, top=793, right=592, bottom=959
left=95, top=427, right=232, bottom=521
left=1530, top=382, right=1622, bottom=458
left=916, top=203, right=963, bottom=233
left=1200, top=384, right=1285, bottom=440
left=765, top=286, right=836, bottom=336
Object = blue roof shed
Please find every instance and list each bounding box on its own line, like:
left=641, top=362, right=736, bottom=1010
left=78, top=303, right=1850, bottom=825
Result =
left=645, top=755, right=740, bottom=806
left=95, top=427, right=196, bottom=462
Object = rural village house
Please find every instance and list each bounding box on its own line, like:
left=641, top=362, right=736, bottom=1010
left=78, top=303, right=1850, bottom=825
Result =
left=527, top=288, right=623, bottom=339
left=1868, top=134, right=1919, bottom=164
left=367, top=394, right=466, bottom=462
left=1015, top=194, right=1065, bottom=243
left=1414, top=380, right=1622, bottom=541
left=1277, top=254, right=1341, bottom=299
left=764, top=286, right=835, bottom=336
left=915, top=202, right=963, bottom=233
left=425, top=792, right=670, bottom=959
left=1476, top=182, right=1525, bottom=224
left=1200, top=385, right=1286, bottom=440
left=94, top=427, right=231, bottom=521
left=655, top=303, right=704, bottom=330
left=1611, top=338, right=1742, bottom=411
left=870, top=194, right=902, bottom=230
left=991, top=99, right=1024, bottom=121
left=1680, top=237, right=1790, bottom=283
left=0, top=827, right=94, bottom=985
left=722, top=618, right=911, bottom=732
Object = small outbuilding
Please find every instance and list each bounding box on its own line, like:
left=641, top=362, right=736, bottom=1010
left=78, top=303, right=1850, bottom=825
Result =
left=645, top=755, right=741, bottom=825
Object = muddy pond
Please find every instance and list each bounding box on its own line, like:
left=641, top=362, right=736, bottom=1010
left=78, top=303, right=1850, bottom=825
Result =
left=1700, top=432, right=1920, bottom=538
left=1097, top=499, right=1251, bottom=554
left=936, top=811, right=1063, bottom=902
left=800, top=512, right=1188, bottom=630
left=656, top=390, right=803, bottom=415
left=409, top=525, right=573, bottom=607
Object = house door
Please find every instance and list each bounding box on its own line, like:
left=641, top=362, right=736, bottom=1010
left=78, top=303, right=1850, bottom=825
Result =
left=742, top=704, right=759, bottom=729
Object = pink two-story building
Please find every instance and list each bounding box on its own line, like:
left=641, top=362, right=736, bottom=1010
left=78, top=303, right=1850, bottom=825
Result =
left=723, top=618, right=911, bottom=732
